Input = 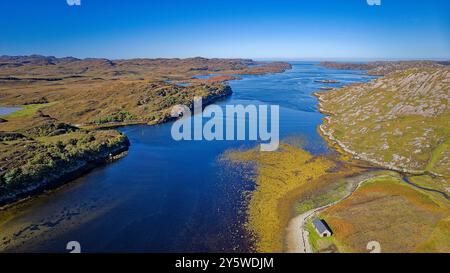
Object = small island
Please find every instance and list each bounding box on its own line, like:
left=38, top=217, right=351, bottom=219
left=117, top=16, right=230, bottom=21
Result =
left=319, top=87, right=335, bottom=91
left=314, top=79, right=340, bottom=84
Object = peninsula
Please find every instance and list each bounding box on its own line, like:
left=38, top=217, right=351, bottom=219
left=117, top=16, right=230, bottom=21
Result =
left=0, top=55, right=291, bottom=206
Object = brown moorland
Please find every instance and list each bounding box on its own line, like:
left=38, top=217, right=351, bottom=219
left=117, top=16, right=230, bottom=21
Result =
left=0, top=55, right=291, bottom=206
left=311, top=61, right=450, bottom=253
left=319, top=173, right=450, bottom=253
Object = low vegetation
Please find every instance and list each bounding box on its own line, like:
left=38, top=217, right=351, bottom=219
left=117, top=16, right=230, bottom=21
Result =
left=311, top=62, right=449, bottom=253
left=294, top=171, right=387, bottom=215
left=0, top=55, right=291, bottom=206
left=223, top=142, right=363, bottom=252
left=0, top=110, right=129, bottom=205
left=316, top=66, right=450, bottom=177
left=0, top=56, right=290, bottom=128
left=318, top=173, right=450, bottom=253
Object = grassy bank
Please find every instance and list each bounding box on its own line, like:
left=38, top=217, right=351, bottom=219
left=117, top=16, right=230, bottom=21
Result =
left=0, top=104, right=130, bottom=206
left=311, top=64, right=450, bottom=252
left=318, top=173, right=450, bottom=252
left=0, top=57, right=292, bottom=207
left=223, top=143, right=363, bottom=252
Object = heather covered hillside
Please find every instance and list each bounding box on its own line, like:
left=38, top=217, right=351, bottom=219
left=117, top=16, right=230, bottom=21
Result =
left=0, top=56, right=290, bottom=127
left=316, top=67, right=450, bottom=176
left=0, top=55, right=291, bottom=205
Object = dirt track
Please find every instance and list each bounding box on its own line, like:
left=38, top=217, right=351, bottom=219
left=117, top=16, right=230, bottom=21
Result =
left=284, top=172, right=380, bottom=253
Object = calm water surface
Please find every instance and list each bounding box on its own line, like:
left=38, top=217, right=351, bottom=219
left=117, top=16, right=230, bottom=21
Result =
left=0, top=107, right=21, bottom=116
left=0, top=63, right=373, bottom=252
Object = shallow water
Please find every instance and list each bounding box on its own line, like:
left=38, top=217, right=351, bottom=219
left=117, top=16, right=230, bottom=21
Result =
left=0, top=62, right=373, bottom=252
left=0, top=107, right=21, bottom=116
left=193, top=74, right=220, bottom=79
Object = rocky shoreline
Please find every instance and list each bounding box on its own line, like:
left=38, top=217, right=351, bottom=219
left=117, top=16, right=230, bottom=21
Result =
left=314, top=88, right=445, bottom=177
left=0, top=85, right=231, bottom=208
left=0, top=137, right=130, bottom=208
left=0, top=62, right=288, bottom=208
left=150, top=85, right=233, bottom=125
left=81, top=84, right=233, bottom=128
left=317, top=117, right=426, bottom=175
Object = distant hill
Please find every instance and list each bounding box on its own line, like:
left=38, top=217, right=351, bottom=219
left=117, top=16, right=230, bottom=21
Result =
left=320, top=61, right=447, bottom=75
left=0, top=55, right=262, bottom=78
left=0, top=56, right=292, bottom=205
left=0, top=55, right=291, bottom=125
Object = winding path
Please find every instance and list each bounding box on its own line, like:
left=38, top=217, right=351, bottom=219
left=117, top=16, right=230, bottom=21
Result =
left=284, top=173, right=378, bottom=253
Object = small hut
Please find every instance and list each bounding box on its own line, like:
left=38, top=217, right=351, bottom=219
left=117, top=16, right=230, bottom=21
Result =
left=313, top=219, right=332, bottom=237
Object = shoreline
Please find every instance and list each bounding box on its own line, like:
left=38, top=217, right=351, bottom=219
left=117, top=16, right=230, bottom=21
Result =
left=0, top=140, right=129, bottom=209
left=284, top=172, right=380, bottom=253
left=314, top=92, right=444, bottom=178
left=283, top=71, right=385, bottom=253
left=284, top=67, right=449, bottom=253
left=0, top=91, right=232, bottom=209
left=0, top=63, right=290, bottom=209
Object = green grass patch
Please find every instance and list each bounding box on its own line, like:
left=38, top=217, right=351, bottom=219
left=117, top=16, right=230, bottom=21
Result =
left=426, top=137, right=450, bottom=173
left=0, top=103, right=57, bottom=119
left=306, top=219, right=335, bottom=253
left=35, top=131, right=86, bottom=144
left=295, top=178, right=349, bottom=215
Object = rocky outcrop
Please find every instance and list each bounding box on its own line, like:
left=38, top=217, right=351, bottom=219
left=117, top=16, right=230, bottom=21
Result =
left=0, top=135, right=129, bottom=207
left=315, top=66, right=450, bottom=177
left=314, top=79, right=340, bottom=84
left=150, top=84, right=233, bottom=125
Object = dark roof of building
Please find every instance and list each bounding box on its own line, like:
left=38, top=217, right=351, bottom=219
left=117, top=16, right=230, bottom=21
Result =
left=313, top=219, right=331, bottom=234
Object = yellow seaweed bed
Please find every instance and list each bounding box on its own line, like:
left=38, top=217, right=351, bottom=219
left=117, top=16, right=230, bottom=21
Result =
left=224, top=143, right=359, bottom=252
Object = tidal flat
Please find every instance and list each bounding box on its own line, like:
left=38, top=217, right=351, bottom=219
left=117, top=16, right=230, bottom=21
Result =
left=222, top=142, right=364, bottom=252
left=0, top=61, right=392, bottom=252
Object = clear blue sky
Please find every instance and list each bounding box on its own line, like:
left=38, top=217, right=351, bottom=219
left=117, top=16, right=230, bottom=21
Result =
left=1, top=0, right=449, bottom=60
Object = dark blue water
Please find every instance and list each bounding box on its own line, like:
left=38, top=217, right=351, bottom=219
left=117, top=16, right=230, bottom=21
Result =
left=0, top=63, right=372, bottom=253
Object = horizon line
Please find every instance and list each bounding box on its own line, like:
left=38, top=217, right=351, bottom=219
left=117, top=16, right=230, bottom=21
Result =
left=1, top=54, right=449, bottom=62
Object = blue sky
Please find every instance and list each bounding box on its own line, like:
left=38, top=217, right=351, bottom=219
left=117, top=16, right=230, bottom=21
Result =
left=0, top=0, right=449, bottom=60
